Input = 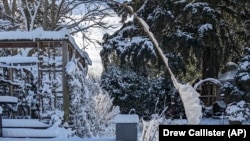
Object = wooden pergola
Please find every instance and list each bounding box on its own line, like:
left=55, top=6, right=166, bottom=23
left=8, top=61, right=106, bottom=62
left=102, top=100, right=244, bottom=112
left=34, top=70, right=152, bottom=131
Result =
left=0, top=28, right=91, bottom=121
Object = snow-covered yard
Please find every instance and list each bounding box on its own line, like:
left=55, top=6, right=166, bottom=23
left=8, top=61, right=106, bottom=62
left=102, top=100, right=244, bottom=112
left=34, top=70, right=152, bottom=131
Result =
left=0, top=1, right=249, bottom=141
left=1, top=117, right=245, bottom=141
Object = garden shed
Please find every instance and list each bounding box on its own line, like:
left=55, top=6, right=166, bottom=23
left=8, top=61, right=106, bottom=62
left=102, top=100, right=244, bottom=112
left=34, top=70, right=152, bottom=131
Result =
left=0, top=28, right=91, bottom=122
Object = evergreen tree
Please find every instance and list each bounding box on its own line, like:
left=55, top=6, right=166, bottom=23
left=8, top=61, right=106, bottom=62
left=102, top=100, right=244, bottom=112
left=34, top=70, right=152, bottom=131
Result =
left=101, top=65, right=184, bottom=118
left=235, top=47, right=250, bottom=101
left=103, top=0, right=250, bottom=97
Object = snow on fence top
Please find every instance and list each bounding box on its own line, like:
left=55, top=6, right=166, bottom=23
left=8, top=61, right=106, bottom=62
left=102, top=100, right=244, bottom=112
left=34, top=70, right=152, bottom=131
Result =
left=114, top=114, right=139, bottom=123
left=0, top=96, right=18, bottom=104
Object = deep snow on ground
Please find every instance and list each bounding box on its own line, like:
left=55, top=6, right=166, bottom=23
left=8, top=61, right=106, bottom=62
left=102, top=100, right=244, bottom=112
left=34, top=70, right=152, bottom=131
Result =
left=1, top=117, right=244, bottom=141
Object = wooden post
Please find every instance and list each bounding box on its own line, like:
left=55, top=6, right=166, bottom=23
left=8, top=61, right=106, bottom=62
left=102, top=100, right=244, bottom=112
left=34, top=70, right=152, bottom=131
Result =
left=62, top=41, right=69, bottom=123
left=37, top=41, right=42, bottom=120
left=52, top=42, right=56, bottom=109
left=8, top=68, right=14, bottom=96
left=0, top=106, right=2, bottom=137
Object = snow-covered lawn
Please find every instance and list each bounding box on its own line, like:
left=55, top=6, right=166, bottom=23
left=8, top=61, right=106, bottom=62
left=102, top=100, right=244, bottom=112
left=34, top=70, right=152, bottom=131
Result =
left=2, top=119, right=51, bottom=128
left=0, top=118, right=241, bottom=141
left=1, top=126, right=115, bottom=141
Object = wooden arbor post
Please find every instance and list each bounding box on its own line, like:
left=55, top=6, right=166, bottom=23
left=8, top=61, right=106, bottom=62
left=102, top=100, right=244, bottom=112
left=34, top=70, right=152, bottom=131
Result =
left=62, top=41, right=70, bottom=123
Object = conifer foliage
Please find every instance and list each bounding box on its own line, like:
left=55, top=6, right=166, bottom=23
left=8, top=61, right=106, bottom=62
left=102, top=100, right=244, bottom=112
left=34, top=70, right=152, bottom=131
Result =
left=235, top=47, right=250, bottom=100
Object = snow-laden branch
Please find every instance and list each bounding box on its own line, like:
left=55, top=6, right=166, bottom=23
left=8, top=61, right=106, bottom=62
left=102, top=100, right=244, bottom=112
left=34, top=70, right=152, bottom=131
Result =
left=18, top=0, right=28, bottom=30
left=26, top=0, right=41, bottom=31
left=17, top=0, right=41, bottom=31
left=111, top=0, right=202, bottom=124
left=0, top=78, right=31, bottom=87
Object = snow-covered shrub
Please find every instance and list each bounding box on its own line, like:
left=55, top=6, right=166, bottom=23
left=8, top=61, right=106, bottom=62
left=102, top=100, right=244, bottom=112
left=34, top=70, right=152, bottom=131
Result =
left=200, top=101, right=213, bottom=118
left=66, top=59, right=120, bottom=138
left=139, top=114, right=165, bottom=141
left=221, top=81, right=245, bottom=103
left=49, top=110, right=64, bottom=128
left=225, top=100, right=250, bottom=123
left=93, top=92, right=120, bottom=137
left=101, top=65, right=183, bottom=118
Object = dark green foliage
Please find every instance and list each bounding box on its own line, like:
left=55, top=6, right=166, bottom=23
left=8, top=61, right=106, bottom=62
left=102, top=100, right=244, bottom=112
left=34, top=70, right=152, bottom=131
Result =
left=220, top=48, right=250, bottom=103
left=101, top=65, right=184, bottom=118
left=234, top=47, right=250, bottom=101
left=221, top=81, right=245, bottom=103
left=101, top=21, right=157, bottom=76
left=101, top=0, right=250, bottom=119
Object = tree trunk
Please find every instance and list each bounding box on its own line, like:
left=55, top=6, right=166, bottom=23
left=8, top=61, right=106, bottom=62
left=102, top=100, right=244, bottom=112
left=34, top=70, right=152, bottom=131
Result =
left=3, top=0, right=11, bottom=16
left=51, top=0, right=56, bottom=30
left=201, top=34, right=220, bottom=105
left=42, top=0, right=49, bottom=30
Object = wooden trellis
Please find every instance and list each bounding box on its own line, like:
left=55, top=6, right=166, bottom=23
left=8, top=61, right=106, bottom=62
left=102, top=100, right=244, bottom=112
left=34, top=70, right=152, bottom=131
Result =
left=0, top=29, right=91, bottom=121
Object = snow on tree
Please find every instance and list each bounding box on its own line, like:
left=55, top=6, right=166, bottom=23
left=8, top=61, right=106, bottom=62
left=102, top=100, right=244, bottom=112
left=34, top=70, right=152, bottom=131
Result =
left=225, top=100, right=250, bottom=123
left=66, top=58, right=120, bottom=138
left=101, top=21, right=156, bottom=75
left=92, top=91, right=120, bottom=137
left=0, top=105, right=2, bottom=114
left=235, top=47, right=250, bottom=99
left=113, top=1, right=202, bottom=124
left=140, top=114, right=164, bottom=141
left=198, top=23, right=213, bottom=37
left=0, top=19, right=16, bottom=31
left=101, top=65, right=180, bottom=117
left=17, top=0, right=41, bottom=31
left=183, top=2, right=209, bottom=14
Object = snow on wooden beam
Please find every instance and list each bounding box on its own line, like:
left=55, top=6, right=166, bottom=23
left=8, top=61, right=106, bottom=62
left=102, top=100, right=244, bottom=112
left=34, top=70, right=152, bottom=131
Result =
left=0, top=96, right=18, bottom=104
left=0, top=56, right=37, bottom=64
left=0, top=28, right=69, bottom=41
left=0, top=40, right=66, bottom=48
left=0, top=28, right=92, bottom=65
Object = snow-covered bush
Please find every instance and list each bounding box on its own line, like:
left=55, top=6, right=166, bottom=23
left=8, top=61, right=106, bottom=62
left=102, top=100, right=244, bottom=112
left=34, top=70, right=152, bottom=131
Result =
left=221, top=81, right=245, bottom=103
left=200, top=101, right=213, bottom=118
left=101, top=65, right=183, bottom=118
left=48, top=110, right=64, bottom=128
left=139, top=114, right=165, bottom=141
left=225, top=100, right=250, bottom=123
left=66, top=59, right=120, bottom=138
left=92, top=92, right=120, bottom=137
